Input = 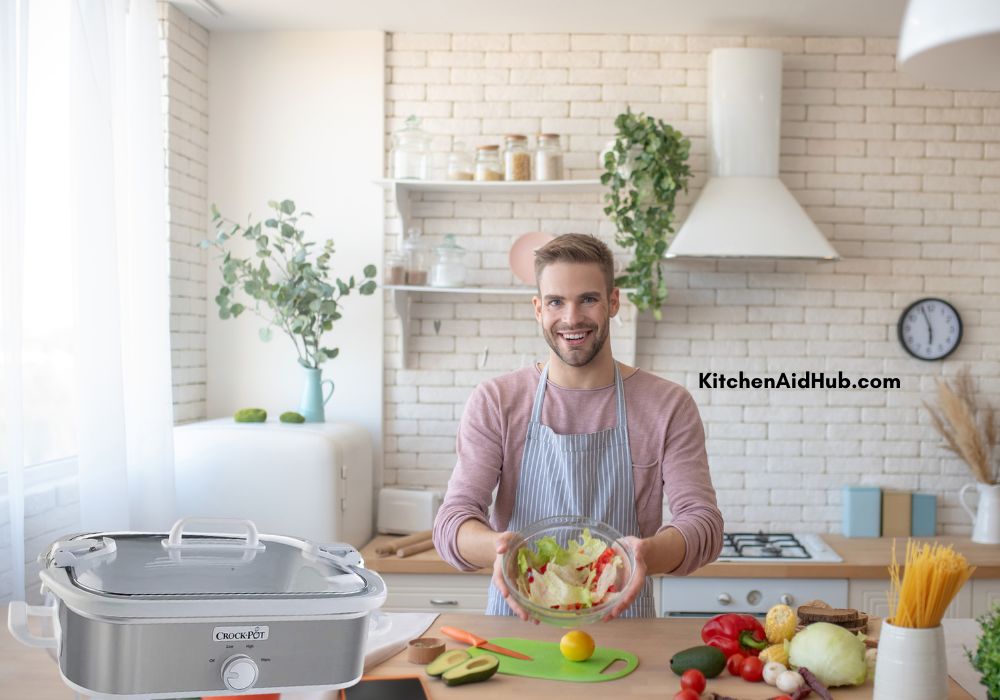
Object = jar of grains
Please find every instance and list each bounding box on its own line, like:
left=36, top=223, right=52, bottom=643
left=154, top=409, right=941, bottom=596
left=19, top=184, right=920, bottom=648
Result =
left=503, top=134, right=531, bottom=181
left=534, top=133, right=564, bottom=180
left=447, top=141, right=474, bottom=181
left=474, top=145, right=503, bottom=181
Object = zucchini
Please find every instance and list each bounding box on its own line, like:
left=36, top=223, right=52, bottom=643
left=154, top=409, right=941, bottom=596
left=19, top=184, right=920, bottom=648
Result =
left=669, top=644, right=727, bottom=678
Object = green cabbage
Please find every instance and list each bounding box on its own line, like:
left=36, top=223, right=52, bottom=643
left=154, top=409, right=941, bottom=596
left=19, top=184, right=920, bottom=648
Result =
left=788, top=622, right=867, bottom=687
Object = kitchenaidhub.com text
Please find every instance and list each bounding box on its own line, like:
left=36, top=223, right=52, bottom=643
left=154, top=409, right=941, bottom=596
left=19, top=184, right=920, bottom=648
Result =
left=698, top=371, right=901, bottom=390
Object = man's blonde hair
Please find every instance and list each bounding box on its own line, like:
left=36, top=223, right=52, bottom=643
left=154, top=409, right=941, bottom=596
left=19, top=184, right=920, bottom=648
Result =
left=533, top=233, right=615, bottom=295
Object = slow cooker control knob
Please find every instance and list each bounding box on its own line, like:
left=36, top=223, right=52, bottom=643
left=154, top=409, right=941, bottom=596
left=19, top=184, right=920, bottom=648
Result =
left=222, top=654, right=258, bottom=691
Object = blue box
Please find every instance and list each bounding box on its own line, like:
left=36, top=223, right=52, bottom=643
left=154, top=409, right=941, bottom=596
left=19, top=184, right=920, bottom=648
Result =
left=842, top=485, right=882, bottom=538
left=911, top=493, right=937, bottom=537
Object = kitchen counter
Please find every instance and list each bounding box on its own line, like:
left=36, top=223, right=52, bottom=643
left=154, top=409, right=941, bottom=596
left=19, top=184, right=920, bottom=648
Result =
left=361, top=534, right=1000, bottom=579
left=371, top=613, right=973, bottom=698
left=0, top=606, right=975, bottom=699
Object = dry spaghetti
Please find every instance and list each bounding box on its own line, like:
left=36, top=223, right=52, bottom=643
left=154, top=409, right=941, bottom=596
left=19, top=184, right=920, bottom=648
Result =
left=888, top=539, right=976, bottom=628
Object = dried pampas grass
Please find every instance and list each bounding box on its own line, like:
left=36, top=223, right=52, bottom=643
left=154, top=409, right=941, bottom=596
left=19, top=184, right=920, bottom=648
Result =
left=924, top=366, right=999, bottom=485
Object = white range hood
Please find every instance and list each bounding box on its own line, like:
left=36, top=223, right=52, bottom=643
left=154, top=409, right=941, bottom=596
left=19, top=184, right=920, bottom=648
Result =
left=665, top=48, right=839, bottom=261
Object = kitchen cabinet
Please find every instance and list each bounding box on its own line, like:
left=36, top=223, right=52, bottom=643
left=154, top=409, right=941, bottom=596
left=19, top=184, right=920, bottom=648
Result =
left=377, top=179, right=638, bottom=369
left=660, top=577, right=848, bottom=617
left=380, top=572, right=664, bottom=616
left=380, top=572, right=491, bottom=613
left=848, top=579, right=975, bottom=618
left=971, top=579, right=1000, bottom=618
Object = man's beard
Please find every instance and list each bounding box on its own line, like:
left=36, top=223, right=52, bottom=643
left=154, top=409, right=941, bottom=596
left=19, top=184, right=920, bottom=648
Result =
left=542, top=320, right=609, bottom=367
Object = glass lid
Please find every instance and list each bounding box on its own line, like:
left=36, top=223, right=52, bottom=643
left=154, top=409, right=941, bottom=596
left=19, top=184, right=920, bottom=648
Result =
left=59, top=533, right=370, bottom=598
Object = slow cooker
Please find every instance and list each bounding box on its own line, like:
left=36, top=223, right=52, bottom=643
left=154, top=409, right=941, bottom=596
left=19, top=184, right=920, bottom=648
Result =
left=7, top=517, right=386, bottom=698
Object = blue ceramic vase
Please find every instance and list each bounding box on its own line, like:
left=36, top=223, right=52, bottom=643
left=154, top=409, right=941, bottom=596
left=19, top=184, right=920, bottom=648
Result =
left=299, top=367, right=334, bottom=423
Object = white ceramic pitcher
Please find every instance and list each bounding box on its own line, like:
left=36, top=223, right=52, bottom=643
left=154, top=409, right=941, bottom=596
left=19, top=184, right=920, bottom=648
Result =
left=959, top=482, right=1000, bottom=544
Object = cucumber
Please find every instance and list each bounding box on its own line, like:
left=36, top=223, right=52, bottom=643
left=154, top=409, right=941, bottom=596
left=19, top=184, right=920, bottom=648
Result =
left=442, top=655, right=500, bottom=686
left=425, top=649, right=470, bottom=677
left=669, top=644, right=727, bottom=678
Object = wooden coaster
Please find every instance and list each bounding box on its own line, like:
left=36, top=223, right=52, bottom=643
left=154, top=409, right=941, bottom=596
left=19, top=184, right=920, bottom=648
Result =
left=406, top=637, right=446, bottom=664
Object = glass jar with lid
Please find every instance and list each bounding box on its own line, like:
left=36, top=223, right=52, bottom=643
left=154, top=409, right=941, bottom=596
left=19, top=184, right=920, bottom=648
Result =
left=391, top=115, right=431, bottom=180
left=400, top=226, right=430, bottom=285
left=534, top=133, right=564, bottom=181
left=474, top=145, right=502, bottom=181
left=429, top=234, right=467, bottom=288
left=503, top=134, right=531, bottom=181
left=384, top=250, right=407, bottom=285
left=447, top=141, right=474, bottom=181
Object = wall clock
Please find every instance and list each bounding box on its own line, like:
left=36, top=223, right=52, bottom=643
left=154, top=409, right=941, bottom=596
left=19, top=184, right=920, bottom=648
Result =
left=897, top=297, right=963, bottom=360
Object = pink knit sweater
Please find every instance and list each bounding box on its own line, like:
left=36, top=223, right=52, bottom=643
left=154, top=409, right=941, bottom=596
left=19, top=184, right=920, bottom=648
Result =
left=433, top=365, right=724, bottom=575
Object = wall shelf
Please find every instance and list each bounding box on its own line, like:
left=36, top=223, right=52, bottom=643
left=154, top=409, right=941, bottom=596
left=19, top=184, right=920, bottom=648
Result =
left=377, top=178, right=636, bottom=370
left=376, top=178, right=603, bottom=234
left=387, top=285, right=637, bottom=370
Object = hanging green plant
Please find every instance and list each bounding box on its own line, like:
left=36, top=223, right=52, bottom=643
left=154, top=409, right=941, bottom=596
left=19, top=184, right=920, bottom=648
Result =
left=202, top=199, right=377, bottom=370
left=601, top=109, right=692, bottom=320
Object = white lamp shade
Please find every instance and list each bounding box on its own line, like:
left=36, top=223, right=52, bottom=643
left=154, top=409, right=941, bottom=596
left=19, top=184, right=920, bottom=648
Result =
left=898, top=0, right=1000, bottom=89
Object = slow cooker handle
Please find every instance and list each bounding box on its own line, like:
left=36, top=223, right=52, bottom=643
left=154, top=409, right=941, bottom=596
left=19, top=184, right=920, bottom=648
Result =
left=7, top=600, right=58, bottom=649
left=163, top=517, right=263, bottom=550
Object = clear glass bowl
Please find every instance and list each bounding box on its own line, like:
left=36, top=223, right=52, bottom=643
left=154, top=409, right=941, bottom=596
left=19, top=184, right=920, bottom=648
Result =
left=500, top=515, right=635, bottom=627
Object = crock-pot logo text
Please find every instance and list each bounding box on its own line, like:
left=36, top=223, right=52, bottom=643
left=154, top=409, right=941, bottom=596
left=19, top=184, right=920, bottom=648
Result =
left=213, top=625, right=269, bottom=642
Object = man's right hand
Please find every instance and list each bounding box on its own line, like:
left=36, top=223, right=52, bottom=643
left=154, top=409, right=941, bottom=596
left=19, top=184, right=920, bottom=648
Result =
left=491, top=531, right=536, bottom=623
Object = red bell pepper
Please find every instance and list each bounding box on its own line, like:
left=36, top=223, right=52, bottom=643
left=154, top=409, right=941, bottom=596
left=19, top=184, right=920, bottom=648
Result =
left=700, top=613, right=768, bottom=658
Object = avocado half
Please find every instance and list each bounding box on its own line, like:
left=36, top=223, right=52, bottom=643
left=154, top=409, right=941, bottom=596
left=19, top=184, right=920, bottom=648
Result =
left=425, top=649, right=470, bottom=677
left=442, top=655, right=500, bottom=686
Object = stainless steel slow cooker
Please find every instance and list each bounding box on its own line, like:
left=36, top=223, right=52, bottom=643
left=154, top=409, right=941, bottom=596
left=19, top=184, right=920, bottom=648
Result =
left=7, top=517, right=386, bottom=698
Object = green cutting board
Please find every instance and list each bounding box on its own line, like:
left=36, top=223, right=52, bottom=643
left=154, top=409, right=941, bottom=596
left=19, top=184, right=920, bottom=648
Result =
left=467, top=637, right=638, bottom=682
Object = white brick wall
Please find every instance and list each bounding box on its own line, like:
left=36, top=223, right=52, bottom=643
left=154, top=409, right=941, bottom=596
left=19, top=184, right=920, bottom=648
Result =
left=383, top=33, right=1000, bottom=537
left=160, top=2, right=209, bottom=424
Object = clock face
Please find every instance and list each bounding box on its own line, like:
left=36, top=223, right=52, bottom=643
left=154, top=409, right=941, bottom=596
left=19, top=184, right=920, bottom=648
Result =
left=898, top=298, right=963, bottom=361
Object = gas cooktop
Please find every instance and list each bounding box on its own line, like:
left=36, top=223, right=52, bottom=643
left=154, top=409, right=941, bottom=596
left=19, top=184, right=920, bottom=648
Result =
left=717, top=532, right=843, bottom=563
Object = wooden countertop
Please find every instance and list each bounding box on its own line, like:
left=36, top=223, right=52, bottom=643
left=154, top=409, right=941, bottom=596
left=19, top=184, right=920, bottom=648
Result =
left=361, top=534, right=1000, bottom=578
left=372, top=613, right=972, bottom=698
left=0, top=606, right=973, bottom=699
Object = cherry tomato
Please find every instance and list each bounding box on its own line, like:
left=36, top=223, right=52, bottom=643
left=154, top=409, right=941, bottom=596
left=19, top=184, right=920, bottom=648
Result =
left=726, top=652, right=746, bottom=676
left=773, top=696, right=794, bottom=700
left=680, top=668, right=706, bottom=694
left=673, top=690, right=701, bottom=700
left=740, top=655, right=764, bottom=682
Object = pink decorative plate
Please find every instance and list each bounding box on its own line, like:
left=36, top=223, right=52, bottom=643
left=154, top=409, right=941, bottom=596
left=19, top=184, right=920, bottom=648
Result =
left=508, top=232, right=555, bottom=286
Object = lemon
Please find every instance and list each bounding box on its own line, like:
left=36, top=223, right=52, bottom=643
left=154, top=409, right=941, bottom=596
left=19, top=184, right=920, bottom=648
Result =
left=559, top=629, right=595, bottom=662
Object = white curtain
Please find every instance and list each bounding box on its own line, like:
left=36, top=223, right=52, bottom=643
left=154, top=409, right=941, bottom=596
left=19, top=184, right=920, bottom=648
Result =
left=1, top=0, right=175, bottom=603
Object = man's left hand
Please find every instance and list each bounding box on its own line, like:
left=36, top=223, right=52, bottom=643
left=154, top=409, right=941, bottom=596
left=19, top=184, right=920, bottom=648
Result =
left=602, top=535, right=647, bottom=621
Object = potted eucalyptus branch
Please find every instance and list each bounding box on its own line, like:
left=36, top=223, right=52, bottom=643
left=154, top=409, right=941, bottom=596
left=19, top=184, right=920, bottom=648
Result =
left=601, top=109, right=692, bottom=320
left=203, top=199, right=377, bottom=422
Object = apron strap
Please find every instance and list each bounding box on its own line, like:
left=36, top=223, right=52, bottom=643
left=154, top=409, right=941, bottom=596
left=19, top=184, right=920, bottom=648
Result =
left=613, top=362, right=627, bottom=428
left=530, top=363, right=549, bottom=423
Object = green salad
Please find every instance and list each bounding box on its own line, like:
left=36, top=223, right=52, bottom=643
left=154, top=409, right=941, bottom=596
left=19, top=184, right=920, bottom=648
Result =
left=514, top=529, right=623, bottom=611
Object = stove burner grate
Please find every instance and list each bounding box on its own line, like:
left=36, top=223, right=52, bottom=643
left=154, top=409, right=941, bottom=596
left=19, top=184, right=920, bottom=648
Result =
left=721, top=531, right=811, bottom=560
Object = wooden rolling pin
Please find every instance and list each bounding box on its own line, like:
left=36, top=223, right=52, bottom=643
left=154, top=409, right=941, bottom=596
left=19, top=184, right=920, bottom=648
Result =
left=375, top=529, right=433, bottom=556
left=396, top=538, right=435, bottom=558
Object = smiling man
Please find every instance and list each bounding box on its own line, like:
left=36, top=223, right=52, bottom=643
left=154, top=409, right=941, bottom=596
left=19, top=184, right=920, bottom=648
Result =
left=433, top=233, right=723, bottom=620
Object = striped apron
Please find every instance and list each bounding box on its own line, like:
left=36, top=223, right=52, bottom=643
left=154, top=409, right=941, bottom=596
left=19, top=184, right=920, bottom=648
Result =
left=486, top=362, right=656, bottom=618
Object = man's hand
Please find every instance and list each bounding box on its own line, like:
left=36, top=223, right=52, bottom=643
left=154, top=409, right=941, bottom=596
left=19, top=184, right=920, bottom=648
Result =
left=602, top=535, right=648, bottom=621
left=491, top=531, right=537, bottom=623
